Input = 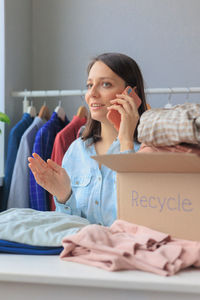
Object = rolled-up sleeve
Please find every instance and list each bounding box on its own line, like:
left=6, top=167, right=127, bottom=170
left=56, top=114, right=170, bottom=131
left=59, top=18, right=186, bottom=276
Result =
left=54, top=192, right=81, bottom=216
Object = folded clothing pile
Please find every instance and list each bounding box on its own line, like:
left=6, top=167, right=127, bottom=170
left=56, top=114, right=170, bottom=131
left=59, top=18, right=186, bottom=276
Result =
left=138, top=103, right=200, bottom=147
left=60, top=219, right=200, bottom=276
left=0, top=240, right=63, bottom=255
left=0, top=208, right=89, bottom=254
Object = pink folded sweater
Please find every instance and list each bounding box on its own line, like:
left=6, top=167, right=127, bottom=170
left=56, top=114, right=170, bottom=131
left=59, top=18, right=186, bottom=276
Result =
left=60, top=219, right=200, bottom=276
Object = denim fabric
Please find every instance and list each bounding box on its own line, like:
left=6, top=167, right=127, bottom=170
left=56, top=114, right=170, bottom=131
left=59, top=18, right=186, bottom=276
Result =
left=50, top=115, right=87, bottom=210
left=2, top=113, right=33, bottom=210
left=55, top=137, right=140, bottom=226
left=29, top=112, right=69, bottom=211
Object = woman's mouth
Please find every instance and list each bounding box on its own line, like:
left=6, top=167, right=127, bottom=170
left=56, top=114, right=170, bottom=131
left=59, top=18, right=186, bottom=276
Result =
left=90, top=103, right=105, bottom=110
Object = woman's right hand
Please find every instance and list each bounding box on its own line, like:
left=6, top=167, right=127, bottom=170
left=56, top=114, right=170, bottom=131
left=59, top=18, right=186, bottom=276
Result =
left=28, top=153, right=71, bottom=203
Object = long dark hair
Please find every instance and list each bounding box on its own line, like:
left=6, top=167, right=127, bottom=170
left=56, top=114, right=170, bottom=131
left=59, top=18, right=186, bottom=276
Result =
left=82, top=52, right=147, bottom=143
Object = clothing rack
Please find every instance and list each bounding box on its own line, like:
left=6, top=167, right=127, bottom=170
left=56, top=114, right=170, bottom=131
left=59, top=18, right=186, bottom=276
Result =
left=11, top=87, right=200, bottom=98
left=11, top=87, right=200, bottom=112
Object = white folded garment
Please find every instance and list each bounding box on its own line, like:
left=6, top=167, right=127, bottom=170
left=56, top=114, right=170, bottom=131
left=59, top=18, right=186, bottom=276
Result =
left=0, top=208, right=89, bottom=246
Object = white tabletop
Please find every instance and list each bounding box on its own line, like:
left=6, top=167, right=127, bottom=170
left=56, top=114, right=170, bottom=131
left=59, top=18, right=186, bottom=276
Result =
left=0, top=254, right=200, bottom=295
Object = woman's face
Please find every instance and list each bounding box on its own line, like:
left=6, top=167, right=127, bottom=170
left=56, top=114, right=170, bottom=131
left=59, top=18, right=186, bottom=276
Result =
left=85, top=61, right=126, bottom=122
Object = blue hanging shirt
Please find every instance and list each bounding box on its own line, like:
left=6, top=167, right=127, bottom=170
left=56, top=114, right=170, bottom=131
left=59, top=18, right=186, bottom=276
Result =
left=29, top=112, right=69, bottom=211
left=2, top=113, right=33, bottom=210
left=8, top=116, right=45, bottom=209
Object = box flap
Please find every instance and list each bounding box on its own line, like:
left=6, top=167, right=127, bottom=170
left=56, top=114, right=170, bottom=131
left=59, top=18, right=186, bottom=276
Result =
left=92, top=152, right=200, bottom=173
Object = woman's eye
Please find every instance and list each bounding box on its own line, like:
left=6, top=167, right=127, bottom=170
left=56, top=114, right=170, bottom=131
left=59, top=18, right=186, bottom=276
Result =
left=86, top=83, right=92, bottom=89
left=102, top=82, right=111, bottom=88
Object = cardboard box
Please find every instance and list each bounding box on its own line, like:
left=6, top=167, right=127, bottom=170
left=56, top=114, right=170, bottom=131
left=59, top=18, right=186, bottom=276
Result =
left=93, top=152, right=200, bottom=241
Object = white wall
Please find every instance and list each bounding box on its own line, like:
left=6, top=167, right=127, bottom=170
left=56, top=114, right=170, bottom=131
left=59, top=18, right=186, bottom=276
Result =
left=4, top=0, right=200, bottom=142
left=5, top=0, right=32, bottom=147
left=32, top=0, right=200, bottom=120
left=0, top=0, right=5, bottom=180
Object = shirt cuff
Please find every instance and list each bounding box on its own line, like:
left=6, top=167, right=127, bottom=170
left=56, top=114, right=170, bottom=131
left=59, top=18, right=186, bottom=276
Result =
left=54, top=193, right=74, bottom=214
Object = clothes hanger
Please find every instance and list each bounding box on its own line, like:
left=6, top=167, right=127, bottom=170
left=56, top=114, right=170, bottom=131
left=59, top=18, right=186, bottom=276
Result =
left=76, top=93, right=88, bottom=118
left=23, top=91, right=29, bottom=113
left=146, top=103, right=151, bottom=110
left=27, top=101, right=37, bottom=117
left=38, top=101, right=51, bottom=121
left=185, top=88, right=190, bottom=103
left=76, top=105, right=88, bottom=119
left=164, top=89, right=173, bottom=108
left=54, top=100, right=66, bottom=122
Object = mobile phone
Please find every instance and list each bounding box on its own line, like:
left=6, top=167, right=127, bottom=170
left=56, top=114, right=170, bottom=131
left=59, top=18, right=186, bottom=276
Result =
left=107, top=86, right=142, bottom=131
left=125, top=86, right=142, bottom=109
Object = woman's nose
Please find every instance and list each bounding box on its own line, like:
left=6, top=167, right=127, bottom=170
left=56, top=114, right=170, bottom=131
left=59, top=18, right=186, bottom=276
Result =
left=89, top=85, right=99, bottom=97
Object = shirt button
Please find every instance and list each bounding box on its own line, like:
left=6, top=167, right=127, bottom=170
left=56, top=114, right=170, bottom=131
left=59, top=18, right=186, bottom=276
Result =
left=98, top=177, right=101, bottom=181
left=95, top=200, right=99, bottom=205
left=75, top=181, right=79, bottom=185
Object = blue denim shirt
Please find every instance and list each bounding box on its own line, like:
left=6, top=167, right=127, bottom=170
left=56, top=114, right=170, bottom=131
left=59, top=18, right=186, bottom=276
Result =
left=54, top=137, right=140, bottom=226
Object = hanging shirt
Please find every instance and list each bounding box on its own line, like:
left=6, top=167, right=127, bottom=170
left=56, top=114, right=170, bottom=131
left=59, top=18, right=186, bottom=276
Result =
left=54, top=137, right=140, bottom=226
left=50, top=115, right=87, bottom=210
left=2, top=113, right=33, bottom=210
left=29, top=112, right=69, bottom=211
left=7, top=117, right=45, bottom=209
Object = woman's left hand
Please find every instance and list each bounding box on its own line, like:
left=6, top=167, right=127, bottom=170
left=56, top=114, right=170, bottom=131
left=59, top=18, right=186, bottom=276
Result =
left=107, top=90, right=139, bottom=151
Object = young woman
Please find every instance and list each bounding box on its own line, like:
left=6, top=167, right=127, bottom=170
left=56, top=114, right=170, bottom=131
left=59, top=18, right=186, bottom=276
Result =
left=28, top=53, right=147, bottom=226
